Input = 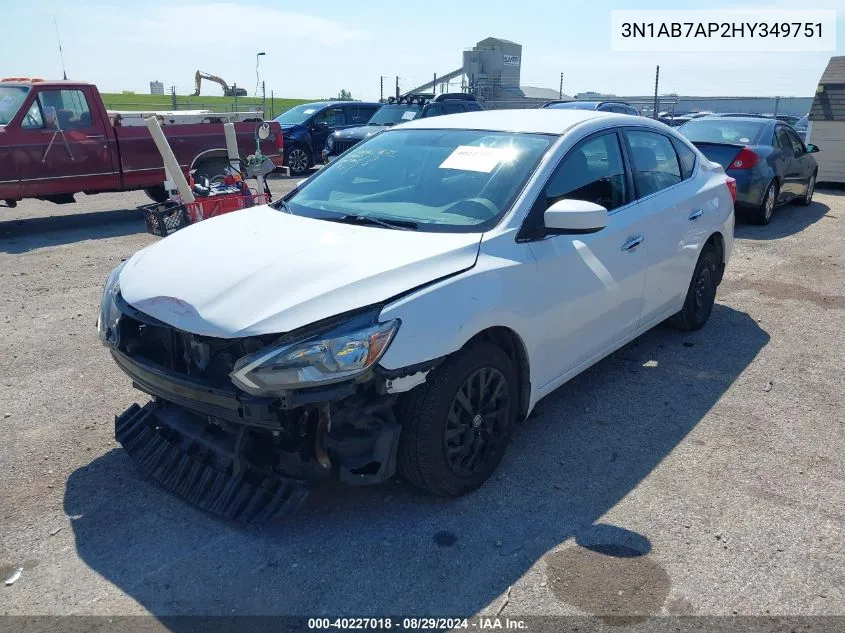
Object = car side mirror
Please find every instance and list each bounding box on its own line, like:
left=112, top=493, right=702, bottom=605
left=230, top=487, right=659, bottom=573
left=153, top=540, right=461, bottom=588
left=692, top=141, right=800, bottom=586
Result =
left=806, top=143, right=820, bottom=153
left=544, top=199, right=608, bottom=234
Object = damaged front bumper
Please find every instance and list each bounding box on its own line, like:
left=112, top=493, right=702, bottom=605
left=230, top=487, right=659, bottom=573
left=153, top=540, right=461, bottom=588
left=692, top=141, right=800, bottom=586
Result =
left=110, top=351, right=423, bottom=522
left=105, top=295, right=439, bottom=520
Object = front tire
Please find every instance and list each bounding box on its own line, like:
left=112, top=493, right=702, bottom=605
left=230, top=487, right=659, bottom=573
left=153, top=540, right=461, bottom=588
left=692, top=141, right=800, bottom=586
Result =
left=797, top=171, right=816, bottom=206
left=397, top=341, right=518, bottom=496
left=670, top=243, right=719, bottom=332
left=751, top=180, right=778, bottom=225
left=286, top=145, right=311, bottom=175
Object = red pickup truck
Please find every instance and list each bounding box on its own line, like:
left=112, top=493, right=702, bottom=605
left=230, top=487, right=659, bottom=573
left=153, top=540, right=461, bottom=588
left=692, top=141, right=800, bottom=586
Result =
left=0, top=79, right=284, bottom=207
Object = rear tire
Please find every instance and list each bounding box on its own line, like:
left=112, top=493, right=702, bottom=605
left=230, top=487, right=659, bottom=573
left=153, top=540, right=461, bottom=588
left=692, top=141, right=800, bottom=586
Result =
left=143, top=185, right=168, bottom=204
left=796, top=171, right=816, bottom=206
left=669, top=243, right=719, bottom=332
left=397, top=341, right=518, bottom=496
left=751, top=180, right=778, bottom=225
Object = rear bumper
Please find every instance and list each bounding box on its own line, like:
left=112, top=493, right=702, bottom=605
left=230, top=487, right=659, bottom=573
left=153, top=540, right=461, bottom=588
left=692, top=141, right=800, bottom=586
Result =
left=270, top=155, right=285, bottom=168
left=727, top=168, right=768, bottom=208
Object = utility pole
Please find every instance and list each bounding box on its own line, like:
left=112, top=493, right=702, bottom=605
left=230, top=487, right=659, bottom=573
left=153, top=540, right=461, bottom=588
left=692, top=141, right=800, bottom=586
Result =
left=773, top=96, right=781, bottom=116
left=433, top=73, right=437, bottom=95
left=559, top=73, right=564, bottom=99
left=233, top=84, right=238, bottom=113
left=262, top=81, right=266, bottom=116
left=271, top=90, right=274, bottom=119
left=380, top=76, right=385, bottom=102
left=395, top=76, right=400, bottom=100
left=652, top=65, right=660, bottom=119
left=171, top=85, right=177, bottom=110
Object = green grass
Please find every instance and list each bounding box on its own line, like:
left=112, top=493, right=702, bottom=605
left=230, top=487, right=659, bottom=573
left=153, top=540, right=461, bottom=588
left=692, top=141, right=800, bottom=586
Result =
left=100, top=93, right=314, bottom=120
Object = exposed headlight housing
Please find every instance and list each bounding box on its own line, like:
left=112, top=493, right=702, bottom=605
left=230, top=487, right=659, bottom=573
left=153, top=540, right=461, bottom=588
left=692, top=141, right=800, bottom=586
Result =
left=230, top=313, right=399, bottom=394
left=326, top=134, right=335, bottom=150
left=97, top=261, right=126, bottom=346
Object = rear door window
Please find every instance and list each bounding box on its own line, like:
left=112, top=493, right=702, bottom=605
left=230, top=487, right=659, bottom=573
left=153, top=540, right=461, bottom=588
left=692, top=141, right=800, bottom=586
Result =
left=625, top=130, right=682, bottom=197
left=443, top=102, right=465, bottom=114
left=671, top=138, right=697, bottom=179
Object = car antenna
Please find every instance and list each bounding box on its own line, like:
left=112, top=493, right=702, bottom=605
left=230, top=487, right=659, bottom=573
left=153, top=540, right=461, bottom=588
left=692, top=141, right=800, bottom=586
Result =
left=53, top=15, right=68, bottom=80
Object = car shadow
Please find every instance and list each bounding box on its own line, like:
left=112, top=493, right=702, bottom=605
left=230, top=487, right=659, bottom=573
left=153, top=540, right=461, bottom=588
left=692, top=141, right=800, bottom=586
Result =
left=64, top=305, right=768, bottom=625
left=734, top=196, right=832, bottom=241
left=0, top=210, right=146, bottom=254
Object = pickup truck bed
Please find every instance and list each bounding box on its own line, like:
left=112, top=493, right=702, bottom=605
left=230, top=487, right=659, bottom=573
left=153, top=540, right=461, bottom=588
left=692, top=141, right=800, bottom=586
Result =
left=0, top=79, right=284, bottom=206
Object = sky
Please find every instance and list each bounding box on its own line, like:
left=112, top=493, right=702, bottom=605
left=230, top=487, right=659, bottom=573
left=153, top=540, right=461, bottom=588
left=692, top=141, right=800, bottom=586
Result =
left=2, top=0, right=843, bottom=101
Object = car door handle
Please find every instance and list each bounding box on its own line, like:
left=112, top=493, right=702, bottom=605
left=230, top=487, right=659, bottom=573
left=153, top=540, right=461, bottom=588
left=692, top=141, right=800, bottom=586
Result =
left=621, top=235, right=644, bottom=252
left=688, top=209, right=703, bottom=221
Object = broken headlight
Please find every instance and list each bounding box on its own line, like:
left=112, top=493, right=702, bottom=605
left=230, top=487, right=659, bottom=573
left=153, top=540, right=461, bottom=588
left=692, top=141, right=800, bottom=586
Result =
left=230, top=316, right=399, bottom=394
left=97, top=261, right=125, bottom=346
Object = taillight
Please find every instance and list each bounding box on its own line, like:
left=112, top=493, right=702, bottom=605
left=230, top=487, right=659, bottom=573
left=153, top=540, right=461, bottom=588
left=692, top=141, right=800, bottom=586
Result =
left=729, top=148, right=759, bottom=170
left=726, top=177, right=737, bottom=202
left=275, top=131, right=283, bottom=152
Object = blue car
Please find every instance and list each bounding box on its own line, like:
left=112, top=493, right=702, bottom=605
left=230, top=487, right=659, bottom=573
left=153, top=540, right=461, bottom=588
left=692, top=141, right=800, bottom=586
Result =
left=679, top=116, right=819, bottom=225
left=274, top=101, right=381, bottom=174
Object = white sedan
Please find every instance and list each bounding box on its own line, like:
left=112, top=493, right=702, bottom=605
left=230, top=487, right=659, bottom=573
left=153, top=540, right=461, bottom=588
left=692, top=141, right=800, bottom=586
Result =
left=99, top=109, right=735, bottom=520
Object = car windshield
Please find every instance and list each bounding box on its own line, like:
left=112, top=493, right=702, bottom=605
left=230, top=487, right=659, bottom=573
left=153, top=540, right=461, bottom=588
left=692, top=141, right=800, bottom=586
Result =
left=0, top=86, right=29, bottom=125
left=284, top=128, right=554, bottom=233
left=275, top=104, right=321, bottom=125
left=368, top=104, right=422, bottom=126
left=679, top=119, right=767, bottom=145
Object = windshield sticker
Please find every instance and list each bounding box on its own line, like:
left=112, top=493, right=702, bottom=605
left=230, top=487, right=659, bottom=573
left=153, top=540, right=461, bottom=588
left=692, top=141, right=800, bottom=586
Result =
left=439, top=145, right=513, bottom=173
left=303, top=108, right=316, bottom=114
left=401, top=110, right=417, bottom=121
left=739, top=137, right=750, bottom=143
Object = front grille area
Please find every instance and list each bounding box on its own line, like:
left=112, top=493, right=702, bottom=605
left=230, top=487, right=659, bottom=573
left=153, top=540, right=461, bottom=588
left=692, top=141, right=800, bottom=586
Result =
left=334, top=139, right=360, bottom=154
left=116, top=305, right=276, bottom=390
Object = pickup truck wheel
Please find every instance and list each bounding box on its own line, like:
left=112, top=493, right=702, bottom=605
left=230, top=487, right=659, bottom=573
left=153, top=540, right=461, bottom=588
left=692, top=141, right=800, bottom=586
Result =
left=397, top=341, right=517, bottom=496
left=286, top=146, right=311, bottom=175
left=143, top=186, right=168, bottom=204
left=669, top=243, right=719, bottom=332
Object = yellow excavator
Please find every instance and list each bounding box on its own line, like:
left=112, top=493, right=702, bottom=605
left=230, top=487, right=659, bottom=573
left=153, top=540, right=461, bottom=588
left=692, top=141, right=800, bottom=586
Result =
left=193, top=71, right=248, bottom=97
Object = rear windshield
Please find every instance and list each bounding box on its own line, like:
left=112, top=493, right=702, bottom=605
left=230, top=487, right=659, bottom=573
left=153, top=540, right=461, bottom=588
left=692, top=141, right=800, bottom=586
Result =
left=679, top=119, right=767, bottom=145
left=0, top=86, right=29, bottom=125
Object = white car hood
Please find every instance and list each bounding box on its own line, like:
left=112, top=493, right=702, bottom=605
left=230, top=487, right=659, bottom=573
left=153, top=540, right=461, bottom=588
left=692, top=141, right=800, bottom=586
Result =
left=119, top=206, right=481, bottom=338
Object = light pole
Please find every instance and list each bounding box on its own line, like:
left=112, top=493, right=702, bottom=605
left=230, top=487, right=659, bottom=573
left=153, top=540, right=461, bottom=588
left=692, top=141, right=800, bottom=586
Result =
left=255, top=52, right=266, bottom=97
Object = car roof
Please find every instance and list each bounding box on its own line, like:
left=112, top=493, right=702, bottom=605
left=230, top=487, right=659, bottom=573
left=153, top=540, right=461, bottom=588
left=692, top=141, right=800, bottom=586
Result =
left=399, top=108, right=637, bottom=135
left=297, top=101, right=379, bottom=109
left=696, top=116, right=776, bottom=125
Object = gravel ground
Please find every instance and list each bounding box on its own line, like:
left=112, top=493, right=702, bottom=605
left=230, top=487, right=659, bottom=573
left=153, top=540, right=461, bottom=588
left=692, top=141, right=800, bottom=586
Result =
left=0, top=184, right=843, bottom=626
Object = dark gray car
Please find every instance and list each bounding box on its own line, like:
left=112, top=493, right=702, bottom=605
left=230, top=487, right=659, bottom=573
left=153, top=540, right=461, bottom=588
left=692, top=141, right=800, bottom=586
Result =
left=678, top=116, right=819, bottom=225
